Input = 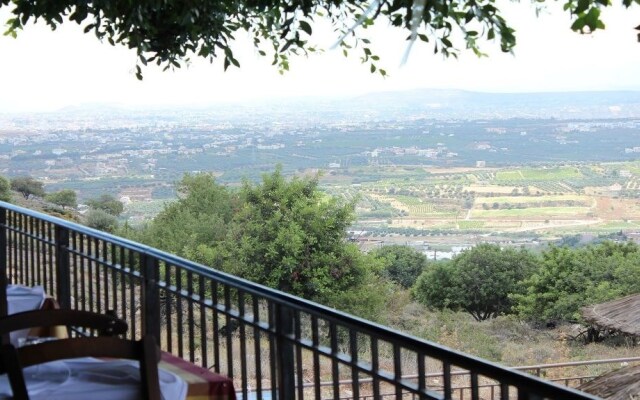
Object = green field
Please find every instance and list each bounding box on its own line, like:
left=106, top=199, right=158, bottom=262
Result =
left=472, top=207, right=592, bottom=218
left=495, top=167, right=582, bottom=182
left=475, top=195, right=590, bottom=204
left=458, top=221, right=485, bottom=229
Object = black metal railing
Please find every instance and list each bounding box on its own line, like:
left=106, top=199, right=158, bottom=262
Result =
left=0, top=201, right=599, bottom=400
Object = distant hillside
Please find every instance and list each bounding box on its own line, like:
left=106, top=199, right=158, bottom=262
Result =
left=348, top=89, right=640, bottom=120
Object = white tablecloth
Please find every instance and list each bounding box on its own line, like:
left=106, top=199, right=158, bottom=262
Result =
left=6, top=285, right=46, bottom=345
left=0, top=357, right=188, bottom=400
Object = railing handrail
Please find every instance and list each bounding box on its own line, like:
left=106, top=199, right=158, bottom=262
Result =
left=0, top=201, right=601, bottom=399
left=298, top=356, right=640, bottom=390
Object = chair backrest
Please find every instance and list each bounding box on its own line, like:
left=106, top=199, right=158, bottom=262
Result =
left=0, top=336, right=161, bottom=400
left=0, top=309, right=128, bottom=344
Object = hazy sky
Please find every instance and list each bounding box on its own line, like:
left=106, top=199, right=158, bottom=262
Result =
left=0, top=2, right=639, bottom=112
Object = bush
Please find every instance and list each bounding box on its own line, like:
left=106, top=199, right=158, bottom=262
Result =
left=413, top=244, right=539, bottom=321
left=85, top=209, right=118, bottom=233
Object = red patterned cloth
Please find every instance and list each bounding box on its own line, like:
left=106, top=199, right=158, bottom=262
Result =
left=160, top=352, right=236, bottom=400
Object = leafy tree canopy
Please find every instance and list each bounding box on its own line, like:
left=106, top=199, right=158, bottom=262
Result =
left=46, top=189, right=77, bottom=209
left=3, top=0, right=634, bottom=79
left=10, top=176, right=45, bottom=200
left=87, top=194, right=124, bottom=216
left=226, top=168, right=365, bottom=302
left=85, top=208, right=118, bottom=233
left=138, top=173, right=236, bottom=259
left=0, top=176, right=11, bottom=202
left=413, top=244, right=538, bottom=321
left=513, top=241, right=640, bottom=323
left=371, top=244, right=429, bottom=289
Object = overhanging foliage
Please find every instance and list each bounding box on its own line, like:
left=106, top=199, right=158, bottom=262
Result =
left=2, top=0, right=635, bottom=79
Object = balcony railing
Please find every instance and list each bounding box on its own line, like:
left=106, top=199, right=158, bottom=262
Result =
left=0, top=201, right=599, bottom=400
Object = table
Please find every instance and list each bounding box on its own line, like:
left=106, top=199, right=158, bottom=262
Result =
left=0, top=357, right=188, bottom=400
left=160, top=352, right=236, bottom=400
left=6, top=285, right=46, bottom=345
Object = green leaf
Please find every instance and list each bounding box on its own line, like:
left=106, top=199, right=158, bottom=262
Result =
left=299, top=20, right=312, bottom=36
left=575, top=0, right=590, bottom=15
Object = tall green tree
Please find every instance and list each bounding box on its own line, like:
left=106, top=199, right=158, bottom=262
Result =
left=46, top=189, right=77, bottom=209
left=2, top=0, right=634, bottom=79
left=10, top=177, right=45, bottom=200
left=514, top=241, right=640, bottom=323
left=225, top=169, right=365, bottom=302
left=413, top=244, right=538, bottom=321
left=87, top=194, right=124, bottom=216
left=371, top=245, right=429, bottom=289
left=0, top=176, right=11, bottom=202
left=138, top=173, right=236, bottom=262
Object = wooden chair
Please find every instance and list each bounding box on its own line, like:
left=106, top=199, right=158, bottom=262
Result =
left=0, top=335, right=161, bottom=400
left=0, top=309, right=128, bottom=344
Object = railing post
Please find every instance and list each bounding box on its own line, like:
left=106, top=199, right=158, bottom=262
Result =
left=276, top=304, right=296, bottom=400
left=54, top=226, right=71, bottom=310
left=0, top=207, right=8, bottom=322
left=142, top=253, right=160, bottom=344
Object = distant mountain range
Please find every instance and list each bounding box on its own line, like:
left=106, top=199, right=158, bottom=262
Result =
left=345, top=89, right=640, bottom=120
left=5, top=89, right=640, bottom=122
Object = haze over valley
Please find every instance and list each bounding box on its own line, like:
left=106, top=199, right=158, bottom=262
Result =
left=3, top=89, right=640, bottom=253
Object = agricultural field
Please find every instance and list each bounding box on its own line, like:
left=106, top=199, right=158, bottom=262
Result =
left=471, top=207, right=593, bottom=218
left=332, top=162, right=640, bottom=247
left=495, top=166, right=582, bottom=182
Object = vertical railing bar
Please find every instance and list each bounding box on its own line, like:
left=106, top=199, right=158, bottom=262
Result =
left=49, top=222, right=55, bottom=297
left=165, top=264, right=173, bottom=353
left=252, top=296, right=263, bottom=399
left=110, top=242, right=118, bottom=315
left=12, top=212, right=18, bottom=285
left=42, top=220, right=50, bottom=297
left=118, top=247, right=126, bottom=336
left=223, top=285, right=232, bottom=379
left=312, top=315, right=321, bottom=400
left=275, top=304, right=295, bottom=400
left=187, top=270, right=195, bottom=362
left=238, top=290, right=248, bottom=400
left=443, top=362, right=452, bottom=400
left=28, top=217, right=34, bottom=286
left=500, top=383, right=509, bottom=400
left=0, top=207, right=8, bottom=322
left=470, top=372, right=479, bottom=400
left=418, top=354, right=426, bottom=394
left=70, top=231, right=78, bottom=311
left=330, top=321, right=339, bottom=400
left=94, top=238, right=102, bottom=315
left=211, top=280, right=220, bottom=373
left=394, top=344, right=402, bottom=398
left=268, top=303, right=277, bottom=400
left=23, top=215, right=29, bottom=286
left=35, top=218, right=42, bottom=287
left=372, top=338, right=380, bottom=400
left=142, top=254, right=160, bottom=346
left=19, top=214, right=25, bottom=285
left=176, top=266, right=184, bottom=358
left=295, top=310, right=304, bottom=400
left=128, top=251, right=136, bottom=340
left=102, top=240, right=109, bottom=314
left=79, top=234, right=86, bottom=311
left=14, top=213, right=19, bottom=285
left=54, top=225, right=71, bottom=310
left=87, top=234, right=94, bottom=312
left=198, top=276, right=207, bottom=368
left=349, top=330, right=360, bottom=400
